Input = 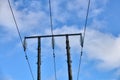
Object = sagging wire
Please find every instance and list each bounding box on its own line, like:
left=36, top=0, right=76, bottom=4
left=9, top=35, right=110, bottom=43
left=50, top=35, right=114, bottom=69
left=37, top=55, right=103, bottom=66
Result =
left=77, top=0, right=91, bottom=80
left=8, top=0, right=35, bottom=80
left=23, top=39, right=35, bottom=80
left=48, top=0, right=57, bottom=80
left=76, top=35, right=83, bottom=80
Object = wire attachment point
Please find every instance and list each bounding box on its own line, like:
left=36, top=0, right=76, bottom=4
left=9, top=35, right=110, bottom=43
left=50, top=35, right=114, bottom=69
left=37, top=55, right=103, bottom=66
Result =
left=23, top=38, right=27, bottom=51
left=80, top=35, right=83, bottom=48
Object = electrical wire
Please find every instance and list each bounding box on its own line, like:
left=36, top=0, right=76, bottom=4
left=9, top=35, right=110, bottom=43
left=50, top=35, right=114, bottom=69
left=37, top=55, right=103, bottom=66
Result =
left=8, top=0, right=22, bottom=44
left=7, top=0, right=35, bottom=80
left=77, top=0, right=91, bottom=80
left=82, top=0, right=91, bottom=45
left=48, top=0, right=57, bottom=80
left=76, top=36, right=83, bottom=80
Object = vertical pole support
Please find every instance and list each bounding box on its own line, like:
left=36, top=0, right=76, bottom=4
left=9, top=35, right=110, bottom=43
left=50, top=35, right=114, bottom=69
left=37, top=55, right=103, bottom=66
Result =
left=37, top=37, right=41, bottom=80
left=66, top=35, right=73, bottom=80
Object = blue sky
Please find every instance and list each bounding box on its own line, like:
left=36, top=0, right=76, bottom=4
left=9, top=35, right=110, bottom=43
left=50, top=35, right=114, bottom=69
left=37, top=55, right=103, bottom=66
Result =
left=0, top=0, right=120, bottom=80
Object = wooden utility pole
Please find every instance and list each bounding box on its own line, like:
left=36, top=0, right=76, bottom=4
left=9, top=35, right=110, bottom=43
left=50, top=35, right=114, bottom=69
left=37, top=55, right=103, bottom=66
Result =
left=37, top=37, right=41, bottom=80
left=66, top=35, right=73, bottom=80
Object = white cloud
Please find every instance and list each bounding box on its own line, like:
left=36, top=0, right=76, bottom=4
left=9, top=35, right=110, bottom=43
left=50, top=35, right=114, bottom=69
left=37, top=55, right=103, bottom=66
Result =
left=44, top=25, right=82, bottom=52
left=85, top=29, right=120, bottom=70
left=0, top=0, right=15, bottom=29
left=0, top=0, right=108, bottom=38
left=45, top=25, right=120, bottom=71
left=47, top=0, right=108, bottom=25
left=0, top=0, right=50, bottom=43
left=0, top=0, right=49, bottom=34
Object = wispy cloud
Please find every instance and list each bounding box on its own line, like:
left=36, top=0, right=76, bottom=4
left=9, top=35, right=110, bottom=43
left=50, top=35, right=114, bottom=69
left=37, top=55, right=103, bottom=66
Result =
left=44, top=22, right=120, bottom=71
left=0, top=0, right=108, bottom=34
left=42, top=25, right=120, bottom=79
left=85, top=28, right=120, bottom=70
left=0, top=0, right=15, bottom=29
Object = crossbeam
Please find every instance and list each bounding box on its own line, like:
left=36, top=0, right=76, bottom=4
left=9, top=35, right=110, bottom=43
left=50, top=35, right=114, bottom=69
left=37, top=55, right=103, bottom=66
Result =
left=25, top=33, right=82, bottom=39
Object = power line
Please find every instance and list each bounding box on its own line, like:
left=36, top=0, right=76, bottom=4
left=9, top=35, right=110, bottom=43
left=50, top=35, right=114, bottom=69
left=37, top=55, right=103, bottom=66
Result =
left=8, top=0, right=22, bottom=44
left=48, top=0, right=57, bottom=80
left=23, top=40, right=35, bottom=80
left=76, top=36, right=83, bottom=80
left=7, top=0, right=35, bottom=80
left=77, top=0, right=91, bottom=80
left=82, top=0, right=91, bottom=45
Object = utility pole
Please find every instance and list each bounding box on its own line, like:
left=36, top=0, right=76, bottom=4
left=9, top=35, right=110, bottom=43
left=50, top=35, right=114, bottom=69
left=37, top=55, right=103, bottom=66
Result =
left=66, top=35, right=73, bottom=80
left=25, top=33, right=82, bottom=80
left=37, top=37, right=41, bottom=80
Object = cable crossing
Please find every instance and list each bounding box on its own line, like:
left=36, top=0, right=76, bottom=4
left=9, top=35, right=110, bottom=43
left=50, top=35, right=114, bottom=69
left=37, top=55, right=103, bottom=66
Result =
left=48, top=0, right=57, bottom=80
left=7, top=0, right=35, bottom=80
left=77, top=0, right=91, bottom=80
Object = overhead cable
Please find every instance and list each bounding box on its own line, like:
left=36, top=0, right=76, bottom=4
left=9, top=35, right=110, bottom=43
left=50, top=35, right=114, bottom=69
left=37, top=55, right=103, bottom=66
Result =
left=77, top=0, right=91, bottom=80
left=48, top=0, right=57, bottom=80
left=7, top=0, right=35, bottom=80
left=82, top=0, right=91, bottom=45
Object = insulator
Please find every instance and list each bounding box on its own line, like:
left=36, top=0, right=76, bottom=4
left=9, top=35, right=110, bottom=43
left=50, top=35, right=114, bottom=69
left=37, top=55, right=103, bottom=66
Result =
left=23, top=39, right=27, bottom=51
left=80, top=35, right=83, bottom=47
left=52, top=37, right=55, bottom=49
